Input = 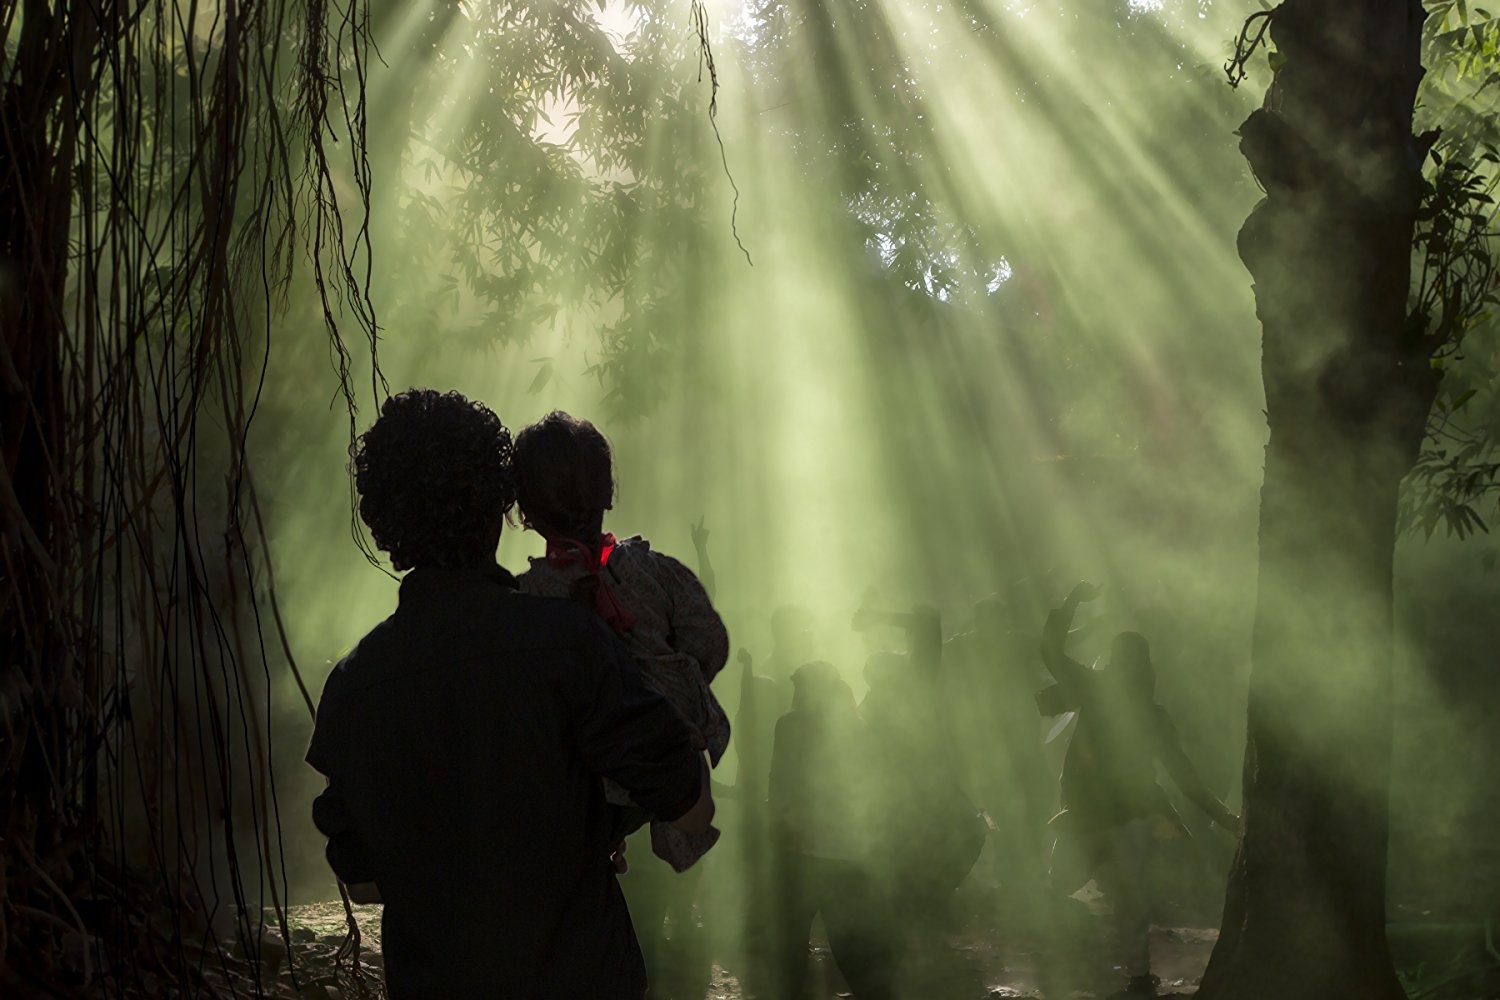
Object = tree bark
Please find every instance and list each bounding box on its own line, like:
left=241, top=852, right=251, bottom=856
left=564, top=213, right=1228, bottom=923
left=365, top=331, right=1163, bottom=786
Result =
left=1199, top=3, right=1436, bottom=999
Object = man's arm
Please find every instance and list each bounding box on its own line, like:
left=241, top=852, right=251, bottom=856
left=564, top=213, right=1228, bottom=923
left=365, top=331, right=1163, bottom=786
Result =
left=1040, top=582, right=1100, bottom=698
left=306, top=668, right=379, bottom=889
left=1156, top=709, right=1240, bottom=834
left=310, top=783, right=379, bottom=886
left=567, top=617, right=714, bottom=833
left=672, top=756, right=716, bottom=835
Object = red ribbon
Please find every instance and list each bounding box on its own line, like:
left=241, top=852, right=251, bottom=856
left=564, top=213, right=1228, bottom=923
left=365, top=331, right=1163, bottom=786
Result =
left=544, top=532, right=637, bottom=633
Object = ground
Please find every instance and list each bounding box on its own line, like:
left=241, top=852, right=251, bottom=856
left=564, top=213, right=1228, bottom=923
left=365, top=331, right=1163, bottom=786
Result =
left=272, top=896, right=1219, bottom=1000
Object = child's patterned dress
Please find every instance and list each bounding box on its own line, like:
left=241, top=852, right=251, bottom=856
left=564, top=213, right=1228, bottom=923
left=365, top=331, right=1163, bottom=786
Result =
left=518, top=535, right=730, bottom=871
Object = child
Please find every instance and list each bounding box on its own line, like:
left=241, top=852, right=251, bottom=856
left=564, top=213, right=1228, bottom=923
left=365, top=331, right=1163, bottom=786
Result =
left=512, top=411, right=730, bottom=871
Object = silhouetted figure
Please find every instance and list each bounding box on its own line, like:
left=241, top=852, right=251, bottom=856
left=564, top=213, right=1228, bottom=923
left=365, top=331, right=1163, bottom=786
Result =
left=1039, top=582, right=1239, bottom=998
left=306, top=389, right=713, bottom=999
left=769, top=662, right=896, bottom=1000
left=943, top=595, right=1054, bottom=923
left=734, top=607, right=813, bottom=997
left=736, top=606, right=810, bottom=811
left=854, top=602, right=986, bottom=940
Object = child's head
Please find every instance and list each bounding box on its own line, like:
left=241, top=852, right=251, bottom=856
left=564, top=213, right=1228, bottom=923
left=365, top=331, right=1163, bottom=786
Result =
left=514, top=411, right=614, bottom=540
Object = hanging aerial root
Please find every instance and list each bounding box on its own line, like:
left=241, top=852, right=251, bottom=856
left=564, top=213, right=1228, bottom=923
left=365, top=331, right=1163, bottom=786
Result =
left=1227, top=10, right=1276, bottom=89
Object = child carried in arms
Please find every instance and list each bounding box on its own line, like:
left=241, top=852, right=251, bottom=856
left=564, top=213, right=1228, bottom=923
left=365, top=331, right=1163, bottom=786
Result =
left=513, top=411, right=730, bottom=871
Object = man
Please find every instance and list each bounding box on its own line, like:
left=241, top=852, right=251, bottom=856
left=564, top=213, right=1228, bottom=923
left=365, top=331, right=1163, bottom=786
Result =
left=307, top=389, right=713, bottom=999
left=1038, top=582, right=1239, bottom=998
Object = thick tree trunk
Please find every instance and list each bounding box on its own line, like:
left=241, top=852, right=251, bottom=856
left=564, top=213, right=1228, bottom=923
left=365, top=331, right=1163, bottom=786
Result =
left=1199, top=3, right=1436, bottom=999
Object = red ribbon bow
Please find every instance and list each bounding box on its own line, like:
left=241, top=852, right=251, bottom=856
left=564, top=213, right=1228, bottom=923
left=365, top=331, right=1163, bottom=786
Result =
left=544, top=532, right=637, bottom=633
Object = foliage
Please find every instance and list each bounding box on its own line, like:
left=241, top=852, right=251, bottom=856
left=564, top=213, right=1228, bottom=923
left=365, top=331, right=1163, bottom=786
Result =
left=1397, top=3, right=1500, bottom=537
left=359, top=0, right=726, bottom=419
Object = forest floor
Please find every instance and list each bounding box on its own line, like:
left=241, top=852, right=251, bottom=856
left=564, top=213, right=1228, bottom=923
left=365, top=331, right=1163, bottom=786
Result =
left=275, top=893, right=1218, bottom=1000
left=271, top=897, right=1500, bottom=999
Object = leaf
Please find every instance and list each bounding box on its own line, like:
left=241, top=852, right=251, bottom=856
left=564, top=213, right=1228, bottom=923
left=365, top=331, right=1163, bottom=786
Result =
left=526, top=363, right=554, bottom=395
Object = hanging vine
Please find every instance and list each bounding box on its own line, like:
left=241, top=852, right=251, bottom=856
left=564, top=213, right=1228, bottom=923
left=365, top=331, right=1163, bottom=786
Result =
left=1, top=0, right=379, bottom=994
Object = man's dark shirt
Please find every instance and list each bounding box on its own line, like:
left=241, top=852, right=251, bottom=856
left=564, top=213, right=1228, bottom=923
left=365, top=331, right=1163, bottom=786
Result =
left=306, top=564, right=702, bottom=999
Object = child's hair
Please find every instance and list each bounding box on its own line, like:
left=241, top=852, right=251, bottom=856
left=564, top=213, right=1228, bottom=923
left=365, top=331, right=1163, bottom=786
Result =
left=513, top=411, right=615, bottom=541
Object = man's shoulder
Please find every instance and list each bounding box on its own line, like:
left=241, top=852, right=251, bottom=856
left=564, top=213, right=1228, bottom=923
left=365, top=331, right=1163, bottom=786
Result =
left=339, top=587, right=610, bottom=681
left=490, top=592, right=639, bottom=687
left=322, top=612, right=398, bottom=691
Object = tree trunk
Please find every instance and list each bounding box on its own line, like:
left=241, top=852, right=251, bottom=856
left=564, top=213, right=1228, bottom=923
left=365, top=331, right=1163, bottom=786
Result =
left=1199, top=3, right=1436, bottom=999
